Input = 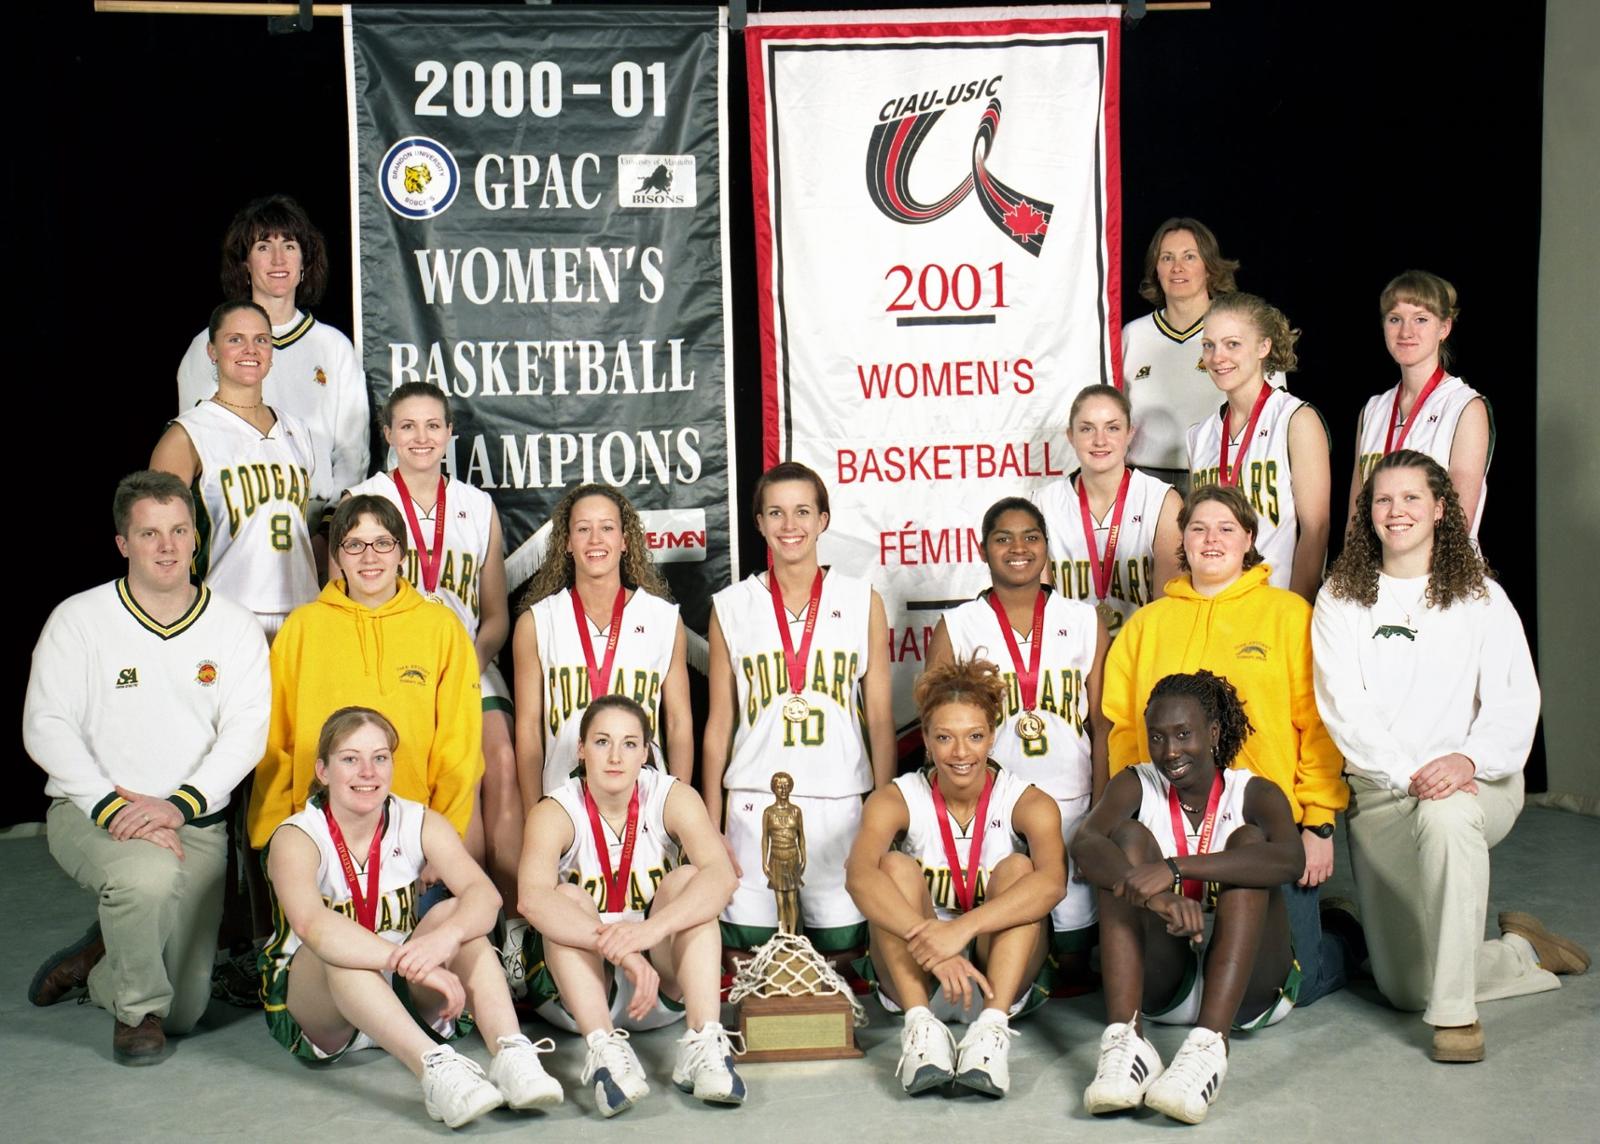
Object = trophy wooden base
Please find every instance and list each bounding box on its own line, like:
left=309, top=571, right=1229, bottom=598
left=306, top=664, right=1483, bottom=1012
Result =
left=737, top=992, right=863, bottom=1062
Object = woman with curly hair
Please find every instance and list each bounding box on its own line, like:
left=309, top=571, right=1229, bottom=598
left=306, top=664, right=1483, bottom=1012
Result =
left=1313, top=451, right=1584, bottom=1063
left=1072, top=670, right=1303, bottom=1124
left=845, top=657, right=1064, bottom=1099
left=1186, top=293, right=1330, bottom=603
left=512, top=484, right=690, bottom=808
left=1346, top=271, right=1491, bottom=540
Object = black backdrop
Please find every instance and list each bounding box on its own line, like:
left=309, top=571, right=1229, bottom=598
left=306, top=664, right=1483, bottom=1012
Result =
left=10, top=1, right=1547, bottom=826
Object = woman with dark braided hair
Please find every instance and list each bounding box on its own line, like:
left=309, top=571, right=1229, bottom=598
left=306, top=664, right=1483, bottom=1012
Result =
left=1314, top=451, right=1585, bottom=1063
left=1072, top=670, right=1303, bottom=1124
left=512, top=484, right=691, bottom=808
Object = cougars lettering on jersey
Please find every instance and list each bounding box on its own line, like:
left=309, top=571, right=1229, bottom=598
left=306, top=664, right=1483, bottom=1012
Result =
left=923, top=864, right=993, bottom=912
left=1189, top=458, right=1282, bottom=525
left=1051, top=555, right=1156, bottom=621
left=218, top=462, right=313, bottom=535
left=738, top=647, right=863, bottom=746
left=321, top=881, right=418, bottom=933
left=400, top=548, right=480, bottom=618
left=567, top=862, right=675, bottom=914
left=546, top=665, right=666, bottom=738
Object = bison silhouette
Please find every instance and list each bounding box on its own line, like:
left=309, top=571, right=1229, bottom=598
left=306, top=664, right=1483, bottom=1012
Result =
left=635, top=164, right=673, bottom=194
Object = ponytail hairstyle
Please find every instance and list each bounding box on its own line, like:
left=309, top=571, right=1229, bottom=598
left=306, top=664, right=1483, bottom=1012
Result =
left=1146, top=671, right=1253, bottom=769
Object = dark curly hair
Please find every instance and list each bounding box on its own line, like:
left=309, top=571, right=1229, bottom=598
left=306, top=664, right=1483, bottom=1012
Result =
left=1146, top=670, right=1254, bottom=770
left=915, top=656, right=1008, bottom=732
left=1325, top=450, right=1489, bottom=609
left=520, top=483, right=673, bottom=608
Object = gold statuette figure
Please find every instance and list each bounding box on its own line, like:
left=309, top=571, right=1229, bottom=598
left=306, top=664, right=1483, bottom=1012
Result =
left=762, top=772, right=806, bottom=936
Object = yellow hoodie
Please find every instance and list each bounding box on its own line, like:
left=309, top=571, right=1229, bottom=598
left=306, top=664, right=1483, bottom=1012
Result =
left=1104, top=565, right=1346, bottom=828
left=247, top=577, right=483, bottom=848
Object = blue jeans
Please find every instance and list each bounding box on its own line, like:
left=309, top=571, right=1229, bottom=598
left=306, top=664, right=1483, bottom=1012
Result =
left=1284, top=880, right=1348, bottom=1006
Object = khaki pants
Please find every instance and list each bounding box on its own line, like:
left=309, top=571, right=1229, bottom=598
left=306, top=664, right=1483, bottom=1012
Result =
left=1346, top=773, right=1558, bottom=1026
left=46, top=799, right=229, bottom=1032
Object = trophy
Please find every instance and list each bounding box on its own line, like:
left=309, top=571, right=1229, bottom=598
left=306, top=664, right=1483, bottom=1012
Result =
left=729, top=772, right=864, bottom=1061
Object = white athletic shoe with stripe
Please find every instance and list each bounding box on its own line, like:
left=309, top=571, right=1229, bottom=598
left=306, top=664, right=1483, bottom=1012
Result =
left=1084, top=1020, right=1164, bottom=1114
left=1144, top=1026, right=1228, bottom=1124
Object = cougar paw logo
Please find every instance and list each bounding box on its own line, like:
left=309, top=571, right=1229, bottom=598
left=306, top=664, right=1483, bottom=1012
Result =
left=1372, top=625, right=1418, bottom=641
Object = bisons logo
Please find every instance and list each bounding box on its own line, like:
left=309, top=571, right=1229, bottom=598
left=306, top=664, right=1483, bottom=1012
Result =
left=1135, top=366, right=1152, bottom=380
left=379, top=137, right=460, bottom=220
left=116, top=667, right=139, bottom=689
left=195, top=661, right=218, bottom=686
left=398, top=665, right=430, bottom=685
left=1372, top=625, right=1417, bottom=642
left=1234, top=641, right=1270, bottom=661
left=618, top=154, right=696, bottom=209
left=867, top=87, right=1054, bottom=256
left=314, top=367, right=328, bottom=387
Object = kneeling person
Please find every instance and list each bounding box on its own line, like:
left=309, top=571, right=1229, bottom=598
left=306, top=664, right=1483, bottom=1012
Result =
left=1072, top=670, right=1303, bottom=1125
left=846, top=658, right=1065, bottom=1098
left=517, top=695, right=741, bottom=1117
left=262, top=708, right=559, bottom=1129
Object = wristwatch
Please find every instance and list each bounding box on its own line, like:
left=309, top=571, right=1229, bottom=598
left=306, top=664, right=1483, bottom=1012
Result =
left=1301, top=822, right=1335, bottom=839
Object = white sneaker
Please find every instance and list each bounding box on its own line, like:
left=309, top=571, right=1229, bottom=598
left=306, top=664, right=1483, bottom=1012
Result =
left=672, top=1020, right=747, bottom=1105
left=896, top=1007, right=956, bottom=1095
left=954, top=1012, right=1019, bottom=1097
left=488, top=1034, right=564, bottom=1110
left=500, top=918, right=530, bottom=1000
left=581, top=1027, right=650, bottom=1117
left=1143, top=1027, right=1228, bottom=1124
left=421, top=1045, right=504, bottom=1128
left=1083, top=1020, right=1164, bottom=1114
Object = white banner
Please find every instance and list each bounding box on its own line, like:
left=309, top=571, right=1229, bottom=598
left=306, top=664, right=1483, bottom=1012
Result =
left=747, top=6, right=1121, bottom=731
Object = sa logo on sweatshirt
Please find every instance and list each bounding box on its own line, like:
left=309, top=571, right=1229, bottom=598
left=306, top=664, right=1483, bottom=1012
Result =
left=398, top=664, right=430, bottom=686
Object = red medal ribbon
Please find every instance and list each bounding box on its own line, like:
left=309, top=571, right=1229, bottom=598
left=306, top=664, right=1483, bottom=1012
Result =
left=1384, top=365, right=1448, bottom=454
left=1218, top=383, right=1274, bottom=487
left=570, top=586, right=628, bottom=704
left=322, top=800, right=386, bottom=932
left=583, top=782, right=640, bottom=913
left=1167, top=771, right=1225, bottom=902
left=392, top=471, right=447, bottom=596
left=930, top=770, right=997, bottom=914
left=1075, top=468, right=1133, bottom=604
left=768, top=567, right=824, bottom=698
left=985, top=587, right=1046, bottom=715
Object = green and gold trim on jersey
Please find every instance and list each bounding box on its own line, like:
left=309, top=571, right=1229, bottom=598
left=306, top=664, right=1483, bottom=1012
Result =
left=116, top=579, right=211, bottom=640
left=166, top=784, right=207, bottom=823
left=92, top=792, right=130, bottom=830
left=273, top=311, right=317, bottom=349
left=1152, top=309, right=1205, bottom=343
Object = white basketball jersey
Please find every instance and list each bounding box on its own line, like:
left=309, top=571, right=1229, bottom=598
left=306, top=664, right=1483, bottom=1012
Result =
left=1122, top=310, right=1213, bottom=472
left=714, top=570, right=874, bottom=797
left=1131, top=764, right=1254, bottom=911
left=1187, top=386, right=1323, bottom=590
left=176, top=401, right=319, bottom=617
left=1354, top=376, right=1490, bottom=539
left=547, top=768, right=680, bottom=919
left=893, top=767, right=1030, bottom=921
left=1033, top=469, right=1174, bottom=636
left=530, top=588, right=680, bottom=795
left=345, top=473, right=494, bottom=638
left=267, top=795, right=428, bottom=966
left=941, top=589, right=1096, bottom=800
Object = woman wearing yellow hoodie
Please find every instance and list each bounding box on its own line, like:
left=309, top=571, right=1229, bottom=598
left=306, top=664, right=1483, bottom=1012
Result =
left=1102, top=484, right=1349, bottom=1005
left=247, top=495, right=483, bottom=850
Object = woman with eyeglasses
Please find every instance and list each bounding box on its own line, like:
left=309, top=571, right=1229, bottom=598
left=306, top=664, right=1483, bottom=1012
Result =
left=246, top=494, right=484, bottom=852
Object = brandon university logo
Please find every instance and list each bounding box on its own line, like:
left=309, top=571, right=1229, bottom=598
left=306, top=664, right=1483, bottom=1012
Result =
left=867, top=89, right=1054, bottom=256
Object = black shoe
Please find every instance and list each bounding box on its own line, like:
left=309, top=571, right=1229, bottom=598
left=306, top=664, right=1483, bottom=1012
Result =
left=210, top=944, right=264, bottom=1008
left=1320, top=895, right=1369, bottom=969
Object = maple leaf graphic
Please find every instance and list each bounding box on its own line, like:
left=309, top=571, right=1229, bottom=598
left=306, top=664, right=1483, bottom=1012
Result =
left=1004, top=201, right=1048, bottom=239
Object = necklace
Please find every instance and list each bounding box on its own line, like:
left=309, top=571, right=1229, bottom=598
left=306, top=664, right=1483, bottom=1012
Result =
left=212, top=394, right=264, bottom=412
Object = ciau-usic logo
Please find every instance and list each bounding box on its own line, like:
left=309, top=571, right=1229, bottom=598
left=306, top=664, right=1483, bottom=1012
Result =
left=867, top=82, right=1054, bottom=256
left=379, top=137, right=460, bottom=220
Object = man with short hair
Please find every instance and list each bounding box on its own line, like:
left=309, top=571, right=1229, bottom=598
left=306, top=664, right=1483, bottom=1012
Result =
left=24, top=470, right=270, bottom=1064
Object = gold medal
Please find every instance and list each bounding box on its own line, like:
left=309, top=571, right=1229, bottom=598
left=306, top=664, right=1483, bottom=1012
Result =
left=782, top=694, right=811, bottom=723
left=1096, top=600, right=1117, bottom=628
left=1016, top=710, right=1046, bottom=741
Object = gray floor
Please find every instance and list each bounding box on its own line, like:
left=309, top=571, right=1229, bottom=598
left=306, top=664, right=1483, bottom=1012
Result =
left=3, top=807, right=1595, bottom=1142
